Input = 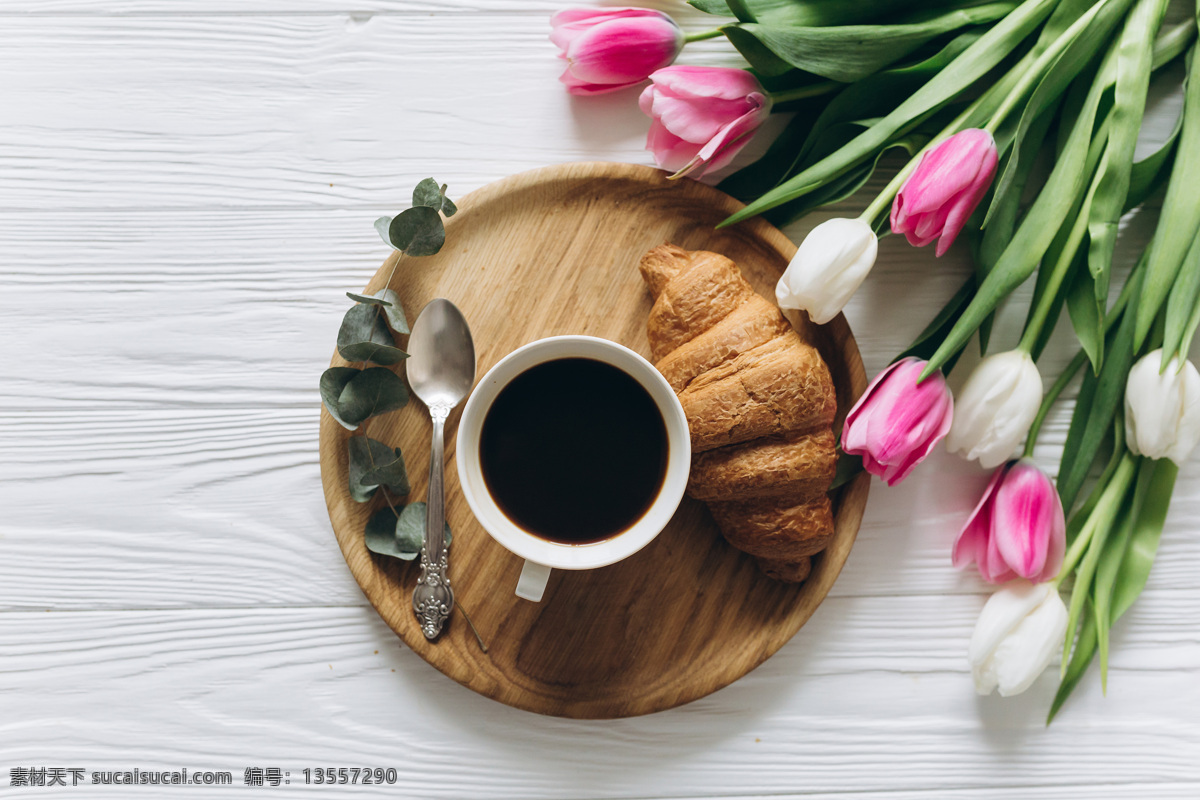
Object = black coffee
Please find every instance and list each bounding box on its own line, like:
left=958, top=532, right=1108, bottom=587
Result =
left=478, top=357, right=669, bottom=544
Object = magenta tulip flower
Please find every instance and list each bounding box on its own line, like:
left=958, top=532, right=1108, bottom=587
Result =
left=841, top=357, right=954, bottom=486
left=891, top=128, right=998, bottom=256
left=639, top=66, right=772, bottom=179
left=953, top=459, right=1065, bottom=584
left=550, top=8, right=684, bottom=96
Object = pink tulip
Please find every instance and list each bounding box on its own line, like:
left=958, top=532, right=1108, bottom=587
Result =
left=639, top=66, right=772, bottom=178
left=953, top=459, right=1065, bottom=584
left=841, top=357, right=954, bottom=486
left=891, top=128, right=998, bottom=257
left=550, top=8, right=684, bottom=96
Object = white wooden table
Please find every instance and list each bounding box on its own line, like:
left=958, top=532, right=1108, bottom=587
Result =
left=2, top=1, right=1197, bottom=798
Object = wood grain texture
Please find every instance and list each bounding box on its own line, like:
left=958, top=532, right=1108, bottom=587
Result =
left=319, top=163, right=868, bottom=718
left=1, top=3, right=1198, bottom=797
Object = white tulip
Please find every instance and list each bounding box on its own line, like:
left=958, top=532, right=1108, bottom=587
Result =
left=969, top=580, right=1068, bottom=697
left=1125, top=348, right=1200, bottom=465
left=776, top=217, right=877, bottom=325
left=946, top=349, right=1043, bottom=468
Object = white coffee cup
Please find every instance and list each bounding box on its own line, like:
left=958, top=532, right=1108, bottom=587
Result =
left=456, top=335, right=691, bottom=601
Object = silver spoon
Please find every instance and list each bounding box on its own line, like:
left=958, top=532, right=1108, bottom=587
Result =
left=406, top=298, right=475, bottom=640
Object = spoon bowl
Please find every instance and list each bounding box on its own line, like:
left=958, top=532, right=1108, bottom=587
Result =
left=408, top=299, right=476, bottom=411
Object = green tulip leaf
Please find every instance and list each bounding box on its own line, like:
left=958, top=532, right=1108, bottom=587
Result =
left=389, top=206, right=446, bottom=257
left=347, top=436, right=409, bottom=503
left=337, top=303, right=408, bottom=365
left=320, top=367, right=360, bottom=430
left=337, top=367, right=409, bottom=427
left=721, top=3, right=1016, bottom=83
left=1086, top=0, right=1170, bottom=314
left=721, top=0, right=1062, bottom=226
left=1134, top=38, right=1200, bottom=348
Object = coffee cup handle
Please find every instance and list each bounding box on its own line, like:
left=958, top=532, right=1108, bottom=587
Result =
left=515, top=560, right=552, bottom=602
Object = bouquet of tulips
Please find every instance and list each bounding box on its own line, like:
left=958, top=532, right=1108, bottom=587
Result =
left=552, top=0, right=1200, bottom=719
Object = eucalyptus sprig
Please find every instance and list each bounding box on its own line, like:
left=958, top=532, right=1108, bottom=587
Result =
left=320, top=178, right=457, bottom=555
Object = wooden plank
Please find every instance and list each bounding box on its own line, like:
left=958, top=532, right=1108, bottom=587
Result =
left=0, top=14, right=746, bottom=212
left=0, top=604, right=1196, bottom=797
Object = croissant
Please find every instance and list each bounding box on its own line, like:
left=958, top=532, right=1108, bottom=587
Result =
left=639, top=243, right=839, bottom=582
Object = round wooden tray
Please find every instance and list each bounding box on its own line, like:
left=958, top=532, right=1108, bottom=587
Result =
left=320, top=162, right=869, bottom=719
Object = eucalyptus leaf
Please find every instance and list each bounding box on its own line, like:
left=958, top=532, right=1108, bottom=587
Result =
left=319, top=367, right=360, bottom=430
left=348, top=436, right=409, bottom=503
left=346, top=292, right=392, bottom=307
left=396, top=502, right=452, bottom=558
left=337, top=303, right=408, bottom=365
left=337, top=367, right=409, bottom=427
left=389, top=206, right=446, bottom=257
left=363, top=452, right=411, bottom=498
left=411, top=178, right=457, bottom=218
left=374, top=216, right=394, bottom=249
left=364, top=507, right=411, bottom=559
left=412, top=178, right=443, bottom=209
left=1134, top=43, right=1200, bottom=348
left=372, top=288, right=409, bottom=335
left=720, top=0, right=1062, bottom=226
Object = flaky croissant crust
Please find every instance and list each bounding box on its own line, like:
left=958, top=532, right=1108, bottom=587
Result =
left=640, top=244, right=839, bottom=582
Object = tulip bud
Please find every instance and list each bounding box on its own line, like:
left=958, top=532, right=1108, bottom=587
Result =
left=775, top=218, right=878, bottom=325
left=551, top=8, right=684, bottom=96
left=1124, top=348, right=1200, bottom=465
left=969, top=580, right=1068, bottom=696
left=946, top=350, right=1042, bottom=468
left=842, top=358, right=954, bottom=486
left=639, top=66, right=772, bottom=178
left=952, top=459, right=1065, bottom=584
left=891, top=128, right=998, bottom=257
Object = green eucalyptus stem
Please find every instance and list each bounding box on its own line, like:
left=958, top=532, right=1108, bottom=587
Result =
left=769, top=81, right=842, bottom=104
left=684, top=29, right=724, bottom=43
left=1024, top=348, right=1089, bottom=457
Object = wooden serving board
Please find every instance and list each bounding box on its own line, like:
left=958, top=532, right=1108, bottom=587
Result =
left=319, top=162, right=869, bottom=719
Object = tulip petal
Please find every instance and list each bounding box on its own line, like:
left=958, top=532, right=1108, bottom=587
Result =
left=992, top=461, right=1058, bottom=580
left=952, top=465, right=1005, bottom=574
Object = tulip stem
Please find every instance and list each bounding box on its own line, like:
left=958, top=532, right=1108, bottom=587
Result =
left=1024, top=348, right=1089, bottom=458
left=983, top=0, right=1107, bottom=135
left=768, top=81, right=841, bottom=105
left=1053, top=453, right=1138, bottom=591
left=684, top=29, right=724, bottom=43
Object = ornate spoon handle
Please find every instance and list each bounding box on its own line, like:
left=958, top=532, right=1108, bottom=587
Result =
left=413, top=406, right=453, bottom=639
